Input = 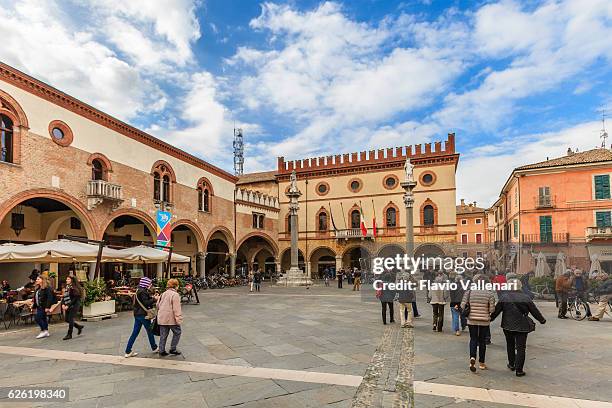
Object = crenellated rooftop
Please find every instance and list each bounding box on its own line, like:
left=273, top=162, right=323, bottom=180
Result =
left=235, top=188, right=279, bottom=210
left=277, top=133, right=456, bottom=174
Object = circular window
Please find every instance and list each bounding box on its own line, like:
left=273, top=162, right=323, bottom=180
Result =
left=315, top=181, right=329, bottom=196
left=420, top=171, right=436, bottom=186
left=48, top=120, right=73, bottom=147
left=348, top=178, right=363, bottom=193
left=383, top=175, right=399, bottom=190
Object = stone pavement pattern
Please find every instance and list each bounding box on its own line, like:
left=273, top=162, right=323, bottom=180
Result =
left=0, top=286, right=611, bottom=407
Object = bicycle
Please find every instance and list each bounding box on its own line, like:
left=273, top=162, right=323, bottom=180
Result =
left=567, top=291, right=589, bottom=321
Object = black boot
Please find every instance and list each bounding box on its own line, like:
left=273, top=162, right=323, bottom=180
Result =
left=63, top=334, right=72, bottom=341
left=77, top=325, right=83, bottom=335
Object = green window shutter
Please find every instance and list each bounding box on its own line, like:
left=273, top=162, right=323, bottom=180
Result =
left=596, top=211, right=612, bottom=228
left=595, top=175, right=611, bottom=199
left=513, top=219, right=518, bottom=238
left=539, top=216, right=552, bottom=243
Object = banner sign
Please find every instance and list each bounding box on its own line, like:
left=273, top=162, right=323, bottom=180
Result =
left=156, top=210, right=172, bottom=249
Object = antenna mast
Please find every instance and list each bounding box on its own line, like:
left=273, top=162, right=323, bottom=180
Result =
left=233, top=127, right=244, bottom=175
left=599, top=108, right=608, bottom=149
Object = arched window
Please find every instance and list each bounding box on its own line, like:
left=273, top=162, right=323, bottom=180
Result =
left=351, top=210, right=360, bottom=229
left=91, top=159, right=104, bottom=180
left=162, top=175, right=170, bottom=203
left=203, top=189, right=209, bottom=212
left=386, top=207, right=397, bottom=228
left=318, top=212, right=328, bottom=231
left=197, top=187, right=203, bottom=211
left=424, top=205, right=434, bottom=226
left=197, top=178, right=213, bottom=212
left=153, top=172, right=161, bottom=201
left=0, top=114, right=13, bottom=163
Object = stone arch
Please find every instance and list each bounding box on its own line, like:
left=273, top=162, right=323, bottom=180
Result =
left=0, top=188, right=96, bottom=239
left=414, top=243, right=445, bottom=258
left=377, top=244, right=405, bottom=258
left=196, top=176, right=214, bottom=195
left=342, top=245, right=372, bottom=270
left=99, top=208, right=156, bottom=241
left=150, top=160, right=176, bottom=182
left=87, top=152, right=113, bottom=181
left=237, top=231, right=278, bottom=257
left=0, top=88, right=29, bottom=128
left=309, top=246, right=337, bottom=279
left=206, top=226, right=235, bottom=253
left=280, top=247, right=305, bottom=272
left=170, top=219, right=205, bottom=252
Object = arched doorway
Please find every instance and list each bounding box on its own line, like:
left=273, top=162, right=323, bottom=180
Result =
left=0, top=195, right=94, bottom=287
left=309, top=247, right=337, bottom=280
left=343, top=246, right=371, bottom=271
left=236, top=234, right=278, bottom=278
left=102, top=213, right=156, bottom=281
left=206, top=230, right=232, bottom=277
left=415, top=243, right=446, bottom=272
left=377, top=244, right=405, bottom=259
left=281, top=248, right=305, bottom=272
left=169, top=221, right=204, bottom=277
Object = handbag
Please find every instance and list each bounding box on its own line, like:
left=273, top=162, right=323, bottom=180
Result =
left=151, top=317, right=161, bottom=336
left=461, top=291, right=471, bottom=319
left=135, top=291, right=157, bottom=320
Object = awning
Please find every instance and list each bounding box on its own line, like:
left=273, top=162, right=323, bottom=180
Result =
left=586, top=244, right=612, bottom=262
left=0, top=239, right=124, bottom=263
left=112, top=245, right=190, bottom=263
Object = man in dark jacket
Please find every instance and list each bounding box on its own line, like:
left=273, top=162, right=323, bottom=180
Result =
left=396, top=274, right=415, bottom=328
left=555, top=271, right=572, bottom=319
left=378, top=272, right=395, bottom=324
left=125, top=277, right=159, bottom=358
left=491, top=279, right=546, bottom=377
left=588, top=278, right=612, bottom=321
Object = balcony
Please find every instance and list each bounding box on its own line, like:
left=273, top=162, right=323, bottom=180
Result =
left=87, top=180, right=123, bottom=210
left=335, top=228, right=377, bottom=240
left=521, top=232, right=569, bottom=244
left=586, top=226, right=612, bottom=242
left=534, top=195, right=555, bottom=209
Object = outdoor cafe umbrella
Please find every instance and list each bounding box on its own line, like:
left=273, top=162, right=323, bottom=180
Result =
left=534, top=252, right=551, bottom=278
left=0, top=239, right=124, bottom=264
left=554, top=251, right=567, bottom=278
left=0, top=243, right=23, bottom=261
left=111, top=245, right=190, bottom=263
left=589, top=253, right=602, bottom=279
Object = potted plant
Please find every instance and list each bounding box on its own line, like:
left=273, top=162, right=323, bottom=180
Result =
left=48, top=271, right=57, bottom=290
left=82, top=278, right=115, bottom=318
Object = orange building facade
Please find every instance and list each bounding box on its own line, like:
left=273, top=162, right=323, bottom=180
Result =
left=456, top=199, right=489, bottom=260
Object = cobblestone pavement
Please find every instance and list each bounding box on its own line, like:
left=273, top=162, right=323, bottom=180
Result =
left=0, top=285, right=611, bottom=408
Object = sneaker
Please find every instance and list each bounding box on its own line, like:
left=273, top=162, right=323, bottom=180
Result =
left=479, top=363, right=487, bottom=370
left=159, top=351, right=169, bottom=357
left=507, top=363, right=515, bottom=371
left=62, top=335, right=72, bottom=341
left=455, top=331, right=461, bottom=336
left=588, top=317, right=600, bottom=321
left=169, top=350, right=182, bottom=356
left=469, top=358, right=476, bottom=373
left=432, top=326, right=437, bottom=331
left=516, top=371, right=526, bottom=377
left=77, top=326, right=83, bottom=335
left=152, top=347, right=159, bottom=353
left=36, top=331, right=49, bottom=339
left=124, top=351, right=138, bottom=358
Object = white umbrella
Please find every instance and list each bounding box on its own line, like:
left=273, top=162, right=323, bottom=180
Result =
left=0, top=239, right=123, bottom=263
left=589, top=253, right=602, bottom=279
left=554, top=251, right=567, bottom=278
left=112, top=245, right=190, bottom=263
left=0, top=243, right=23, bottom=261
left=534, top=252, right=551, bottom=278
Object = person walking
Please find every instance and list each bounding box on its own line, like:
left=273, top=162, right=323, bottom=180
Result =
left=588, top=277, right=611, bottom=321
left=555, top=270, right=572, bottom=319
left=337, top=268, right=344, bottom=289
left=571, top=269, right=591, bottom=317
left=490, top=278, right=546, bottom=376
left=253, top=270, right=262, bottom=292
left=461, top=274, right=495, bottom=372
left=397, top=273, right=415, bottom=328
left=61, top=276, right=84, bottom=340
left=157, top=279, right=183, bottom=357
left=353, top=268, right=362, bottom=291
left=125, top=277, right=159, bottom=358
left=450, top=274, right=465, bottom=336
left=249, top=268, right=254, bottom=292
left=33, top=275, right=54, bottom=339
left=378, top=276, right=395, bottom=325
left=324, top=268, right=330, bottom=287
left=428, top=273, right=450, bottom=332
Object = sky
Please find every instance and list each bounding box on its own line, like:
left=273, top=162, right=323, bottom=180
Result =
left=0, top=0, right=611, bottom=207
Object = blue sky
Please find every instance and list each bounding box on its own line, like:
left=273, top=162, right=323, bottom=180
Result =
left=0, top=0, right=611, bottom=206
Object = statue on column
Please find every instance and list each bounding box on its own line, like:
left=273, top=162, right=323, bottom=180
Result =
left=288, top=170, right=299, bottom=194
left=404, top=158, right=415, bottom=182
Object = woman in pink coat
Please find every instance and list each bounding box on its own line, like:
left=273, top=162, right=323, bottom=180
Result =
left=157, top=279, right=183, bottom=356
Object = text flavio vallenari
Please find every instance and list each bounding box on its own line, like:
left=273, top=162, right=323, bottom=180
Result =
left=373, top=280, right=519, bottom=291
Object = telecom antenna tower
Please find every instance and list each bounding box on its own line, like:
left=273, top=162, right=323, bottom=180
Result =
left=233, top=127, right=244, bottom=175
left=599, top=108, right=608, bottom=149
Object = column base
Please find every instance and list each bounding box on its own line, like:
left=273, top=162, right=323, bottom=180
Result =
left=276, top=267, right=313, bottom=287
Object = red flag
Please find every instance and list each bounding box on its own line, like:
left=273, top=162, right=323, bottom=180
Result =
left=371, top=199, right=377, bottom=238
left=359, top=202, right=367, bottom=237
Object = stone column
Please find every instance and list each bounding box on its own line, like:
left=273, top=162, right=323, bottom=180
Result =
left=290, top=209, right=298, bottom=269
left=401, top=171, right=418, bottom=258
left=156, top=263, right=163, bottom=279
left=275, top=259, right=281, bottom=275
left=229, top=253, right=236, bottom=277
left=335, top=255, right=343, bottom=273
left=198, top=252, right=207, bottom=278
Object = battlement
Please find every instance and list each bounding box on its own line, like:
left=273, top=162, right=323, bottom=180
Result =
left=277, top=133, right=456, bottom=174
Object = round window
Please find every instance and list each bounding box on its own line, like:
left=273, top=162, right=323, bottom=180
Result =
left=350, top=180, right=360, bottom=191
left=422, top=173, right=434, bottom=184
left=385, top=176, right=396, bottom=188
left=318, top=183, right=328, bottom=194
left=51, top=127, right=65, bottom=140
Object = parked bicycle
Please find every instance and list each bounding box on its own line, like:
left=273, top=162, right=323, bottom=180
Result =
left=567, top=291, right=589, bottom=321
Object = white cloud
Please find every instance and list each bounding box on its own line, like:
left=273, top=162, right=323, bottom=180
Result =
left=457, top=121, right=603, bottom=207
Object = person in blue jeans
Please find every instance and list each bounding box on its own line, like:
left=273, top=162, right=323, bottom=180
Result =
left=125, top=277, right=158, bottom=358
left=449, top=274, right=465, bottom=336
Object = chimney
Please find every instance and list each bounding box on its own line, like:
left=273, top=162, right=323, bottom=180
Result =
left=460, top=198, right=465, bottom=208
left=567, top=147, right=574, bottom=156
left=473, top=201, right=477, bottom=207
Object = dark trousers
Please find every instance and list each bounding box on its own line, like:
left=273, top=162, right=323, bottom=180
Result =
left=381, top=302, right=394, bottom=324
left=468, top=325, right=490, bottom=363
left=412, top=302, right=419, bottom=317
left=65, top=306, right=83, bottom=336
left=125, top=316, right=157, bottom=353
left=254, top=283, right=261, bottom=292
left=432, top=304, right=445, bottom=331
left=338, top=278, right=343, bottom=289
left=34, top=307, right=48, bottom=331
left=503, top=330, right=528, bottom=372
left=558, top=292, right=568, bottom=317
left=460, top=310, right=467, bottom=329
left=159, top=325, right=182, bottom=353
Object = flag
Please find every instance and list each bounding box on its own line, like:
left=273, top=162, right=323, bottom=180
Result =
left=371, top=199, right=377, bottom=238
left=359, top=201, right=368, bottom=237
left=328, top=202, right=339, bottom=232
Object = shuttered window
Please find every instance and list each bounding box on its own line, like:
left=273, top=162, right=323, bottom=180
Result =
left=594, top=175, right=611, bottom=200
left=596, top=211, right=611, bottom=228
